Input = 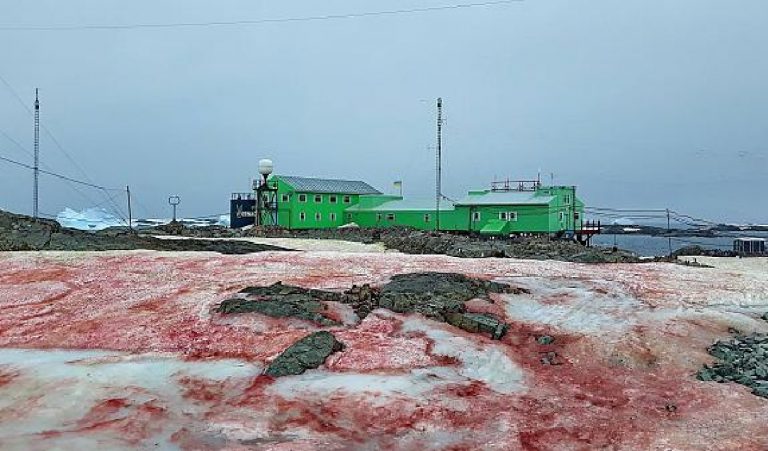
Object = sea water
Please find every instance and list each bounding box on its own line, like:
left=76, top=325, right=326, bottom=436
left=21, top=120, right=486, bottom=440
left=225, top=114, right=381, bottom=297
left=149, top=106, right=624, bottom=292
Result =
left=592, top=232, right=768, bottom=257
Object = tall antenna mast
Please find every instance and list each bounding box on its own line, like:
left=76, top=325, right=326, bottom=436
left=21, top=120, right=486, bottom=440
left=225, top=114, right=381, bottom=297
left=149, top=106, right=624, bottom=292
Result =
left=435, top=97, right=443, bottom=231
left=33, top=88, right=40, bottom=219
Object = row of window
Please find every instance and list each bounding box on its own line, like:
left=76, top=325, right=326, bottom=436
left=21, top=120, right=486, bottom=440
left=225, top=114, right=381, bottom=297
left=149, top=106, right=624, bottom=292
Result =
left=295, top=210, right=579, bottom=224
left=469, top=211, right=519, bottom=222
left=290, top=194, right=352, bottom=204
left=374, top=213, right=431, bottom=222
left=299, top=212, right=338, bottom=222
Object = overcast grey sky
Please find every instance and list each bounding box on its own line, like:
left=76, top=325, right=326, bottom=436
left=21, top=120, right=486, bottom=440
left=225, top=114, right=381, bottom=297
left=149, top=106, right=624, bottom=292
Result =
left=1, top=0, right=766, bottom=222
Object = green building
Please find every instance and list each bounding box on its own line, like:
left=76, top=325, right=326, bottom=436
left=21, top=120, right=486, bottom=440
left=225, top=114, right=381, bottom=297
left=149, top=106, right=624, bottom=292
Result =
left=262, top=175, right=381, bottom=229
left=248, top=175, right=585, bottom=236
left=346, top=185, right=584, bottom=235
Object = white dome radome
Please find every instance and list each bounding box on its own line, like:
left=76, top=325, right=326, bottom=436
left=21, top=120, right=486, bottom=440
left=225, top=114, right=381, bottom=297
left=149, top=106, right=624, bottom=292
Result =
left=258, top=159, right=274, bottom=176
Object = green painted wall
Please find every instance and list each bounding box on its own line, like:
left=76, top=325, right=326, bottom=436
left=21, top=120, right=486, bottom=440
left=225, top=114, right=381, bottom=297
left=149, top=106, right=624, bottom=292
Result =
left=268, top=176, right=365, bottom=229
left=349, top=208, right=465, bottom=231
left=459, top=204, right=555, bottom=234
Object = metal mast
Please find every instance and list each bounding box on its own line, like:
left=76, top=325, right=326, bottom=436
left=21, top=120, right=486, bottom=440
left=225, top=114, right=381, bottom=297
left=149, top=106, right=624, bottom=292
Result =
left=435, top=97, right=443, bottom=231
left=33, top=89, right=40, bottom=219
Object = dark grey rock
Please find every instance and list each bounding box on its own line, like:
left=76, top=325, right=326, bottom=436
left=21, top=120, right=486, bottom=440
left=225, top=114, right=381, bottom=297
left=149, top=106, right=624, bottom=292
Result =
left=446, top=312, right=508, bottom=340
left=223, top=272, right=520, bottom=339
left=697, top=332, right=768, bottom=399
left=264, top=331, right=344, bottom=377
left=536, top=335, right=555, bottom=345
left=1, top=209, right=285, bottom=254
left=217, top=282, right=340, bottom=326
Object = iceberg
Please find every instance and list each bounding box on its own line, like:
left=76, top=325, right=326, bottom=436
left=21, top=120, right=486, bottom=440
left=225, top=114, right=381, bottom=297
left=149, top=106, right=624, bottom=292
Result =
left=56, top=207, right=126, bottom=231
left=611, top=217, right=635, bottom=226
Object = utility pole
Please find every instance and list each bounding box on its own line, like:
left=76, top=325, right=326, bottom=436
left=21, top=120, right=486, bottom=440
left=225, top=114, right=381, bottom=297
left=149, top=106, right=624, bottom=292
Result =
left=33, top=89, right=40, bottom=219
left=435, top=97, right=443, bottom=232
left=667, top=208, right=672, bottom=256
left=126, top=186, right=133, bottom=233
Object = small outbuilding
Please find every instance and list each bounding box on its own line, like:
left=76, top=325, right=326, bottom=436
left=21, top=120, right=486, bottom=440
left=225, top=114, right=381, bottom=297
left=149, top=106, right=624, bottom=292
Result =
left=733, top=237, right=766, bottom=255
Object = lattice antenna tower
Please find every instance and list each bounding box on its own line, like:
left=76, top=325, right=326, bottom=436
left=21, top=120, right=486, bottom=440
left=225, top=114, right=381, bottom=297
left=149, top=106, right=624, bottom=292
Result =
left=33, top=88, right=40, bottom=219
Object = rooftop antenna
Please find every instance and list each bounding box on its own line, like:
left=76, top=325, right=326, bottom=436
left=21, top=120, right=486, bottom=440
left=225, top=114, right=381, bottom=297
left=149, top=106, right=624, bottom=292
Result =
left=435, top=97, right=443, bottom=232
left=33, top=88, right=40, bottom=219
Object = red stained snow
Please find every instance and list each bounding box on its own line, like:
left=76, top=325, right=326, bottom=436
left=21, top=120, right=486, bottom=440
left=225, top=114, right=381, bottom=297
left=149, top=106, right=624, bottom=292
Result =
left=0, top=366, right=18, bottom=387
left=0, top=250, right=767, bottom=450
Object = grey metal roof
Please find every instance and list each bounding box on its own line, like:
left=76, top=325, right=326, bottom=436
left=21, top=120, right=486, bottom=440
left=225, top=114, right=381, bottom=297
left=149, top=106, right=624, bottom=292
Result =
left=277, top=175, right=381, bottom=195
left=455, top=191, right=554, bottom=206
left=347, top=199, right=455, bottom=212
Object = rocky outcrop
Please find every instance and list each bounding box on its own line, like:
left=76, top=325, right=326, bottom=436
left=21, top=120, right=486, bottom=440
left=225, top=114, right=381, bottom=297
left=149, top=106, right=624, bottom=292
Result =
left=697, top=333, right=768, bottom=398
left=672, top=245, right=736, bottom=258
left=378, top=272, right=516, bottom=322
left=219, top=272, right=523, bottom=341
left=0, top=210, right=285, bottom=254
left=265, top=331, right=344, bottom=377
left=0, top=210, right=59, bottom=250
left=446, top=312, right=508, bottom=340
left=217, top=283, right=340, bottom=326
left=241, top=226, right=640, bottom=263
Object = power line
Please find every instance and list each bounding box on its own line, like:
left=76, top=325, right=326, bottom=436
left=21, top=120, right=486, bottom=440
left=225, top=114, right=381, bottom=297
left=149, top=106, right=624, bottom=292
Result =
left=0, top=73, right=129, bottom=218
left=0, top=75, right=100, bottom=186
left=0, top=127, right=33, bottom=159
left=0, top=153, right=114, bottom=190
left=0, top=151, right=128, bottom=220
left=0, top=0, right=523, bottom=32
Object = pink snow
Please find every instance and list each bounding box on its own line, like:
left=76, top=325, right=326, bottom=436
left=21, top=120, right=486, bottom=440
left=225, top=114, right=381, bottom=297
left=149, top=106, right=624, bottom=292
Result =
left=0, top=250, right=767, bottom=450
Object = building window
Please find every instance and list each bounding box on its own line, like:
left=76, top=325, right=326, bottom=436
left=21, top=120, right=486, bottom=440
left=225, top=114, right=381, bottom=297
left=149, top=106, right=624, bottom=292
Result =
left=376, top=213, right=383, bottom=222
left=298, top=194, right=307, bottom=203
left=499, top=212, right=508, bottom=221
left=472, top=211, right=481, bottom=222
left=281, top=194, right=290, bottom=202
left=564, top=194, right=571, bottom=204
left=559, top=211, right=564, bottom=222
left=329, top=195, right=337, bottom=204
left=299, top=211, right=306, bottom=221
left=386, top=213, right=395, bottom=221
left=343, top=195, right=351, bottom=204
left=315, top=212, right=322, bottom=221
left=574, top=212, right=581, bottom=221
left=347, top=213, right=352, bottom=221
left=509, top=211, right=518, bottom=222
left=330, top=213, right=337, bottom=222
left=314, top=194, right=322, bottom=203
left=424, top=214, right=431, bottom=223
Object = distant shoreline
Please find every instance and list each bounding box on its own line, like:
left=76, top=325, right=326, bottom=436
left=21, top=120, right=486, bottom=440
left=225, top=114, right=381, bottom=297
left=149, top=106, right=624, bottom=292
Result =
left=601, top=224, right=768, bottom=238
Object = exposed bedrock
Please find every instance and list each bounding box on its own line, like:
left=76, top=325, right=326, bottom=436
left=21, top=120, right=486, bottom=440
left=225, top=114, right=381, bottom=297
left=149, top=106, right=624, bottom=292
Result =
left=217, top=272, right=524, bottom=340
left=697, top=332, right=768, bottom=398
left=264, top=331, right=345, bottom=378
left=0, top=210, right=286, bottom=254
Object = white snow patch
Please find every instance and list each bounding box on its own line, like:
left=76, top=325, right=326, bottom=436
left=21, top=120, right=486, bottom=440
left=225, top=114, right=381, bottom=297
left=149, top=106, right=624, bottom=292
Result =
left=269, top=367, right=464, bottom=404
left=500, top=277, right=645, bottom=335
left=401, top=318, right=525, bottom=394
left=0, top=348, right=260, bottom=446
